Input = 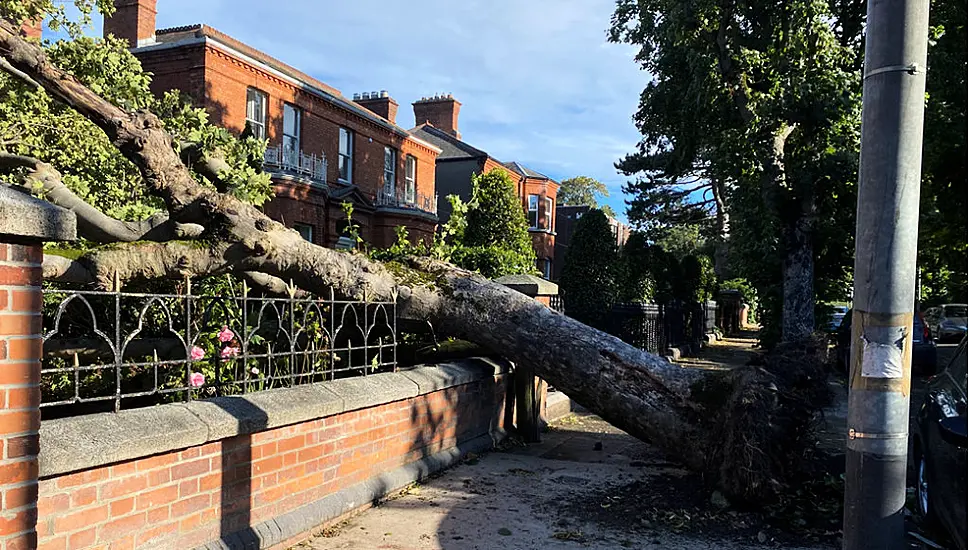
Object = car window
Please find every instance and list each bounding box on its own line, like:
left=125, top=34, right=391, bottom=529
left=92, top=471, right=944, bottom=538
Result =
left=946, top=342, right=968, bottom=398
left=944, top=305, right=968, bottom=318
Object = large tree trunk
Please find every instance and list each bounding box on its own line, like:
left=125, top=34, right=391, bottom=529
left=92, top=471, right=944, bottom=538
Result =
left=0, top=19, right=820, bottom=503
left=781, top=216, right=815, bottom=341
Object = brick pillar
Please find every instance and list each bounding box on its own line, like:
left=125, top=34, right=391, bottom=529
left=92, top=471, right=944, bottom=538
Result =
left=0, top=187, right=75, bottom=550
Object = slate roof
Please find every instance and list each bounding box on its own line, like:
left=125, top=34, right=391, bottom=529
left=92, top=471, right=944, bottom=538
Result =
left=502, top=161, right=551, bottom=180
left=408, top=124, right=488, bottom=161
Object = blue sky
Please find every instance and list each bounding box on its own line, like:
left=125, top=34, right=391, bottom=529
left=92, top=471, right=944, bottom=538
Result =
left=71, top=0, right=647, bottom=220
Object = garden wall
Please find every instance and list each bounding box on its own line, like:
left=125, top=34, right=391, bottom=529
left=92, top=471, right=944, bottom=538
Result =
left=34, top=359, right=513, bottom=550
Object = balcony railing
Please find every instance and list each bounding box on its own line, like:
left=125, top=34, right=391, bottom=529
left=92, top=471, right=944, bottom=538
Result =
left=263, top=145, right=327, bottom=186
left=374, top=187, right=438, bottom=216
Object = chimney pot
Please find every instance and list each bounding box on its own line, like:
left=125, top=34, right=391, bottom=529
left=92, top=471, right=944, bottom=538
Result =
left=103, top=0, right=157, bottom=48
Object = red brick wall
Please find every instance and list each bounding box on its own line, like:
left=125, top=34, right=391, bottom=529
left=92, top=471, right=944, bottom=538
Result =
left=0, top=243, right=43, bottom=550
left=36, top=378, right=508, bottom=550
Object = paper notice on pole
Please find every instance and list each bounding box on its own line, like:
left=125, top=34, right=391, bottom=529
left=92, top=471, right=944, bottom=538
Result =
left=861, top=334, right=905, bottom=378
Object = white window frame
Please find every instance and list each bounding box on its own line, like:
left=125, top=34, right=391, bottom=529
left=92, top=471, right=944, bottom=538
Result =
left=405, top=155, right=417, bottom=204
left=383, top=147, right=397, bottom=197
left=282, top=103, right=301, bottom=167
left=545, top=197, right=554, bottom=229
left=293, top=222, right=313, bottom=243
left=527, top=194, right=539, bottom=229
left=246, top=88, right=267, bottom=140
left=339, top=127, right=354, bottom=184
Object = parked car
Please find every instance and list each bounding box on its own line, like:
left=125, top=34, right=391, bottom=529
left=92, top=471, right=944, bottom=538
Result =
left=925, top=304, right=968, bottom=343
left=912, top=336, right=967, bottom=550
left=834, top=309, right=938, bottom=375
left=823, top=304, right=848, bottom=333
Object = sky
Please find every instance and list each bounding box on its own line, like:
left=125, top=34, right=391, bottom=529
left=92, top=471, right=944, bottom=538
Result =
left=71, top=0, right=648, bottom=221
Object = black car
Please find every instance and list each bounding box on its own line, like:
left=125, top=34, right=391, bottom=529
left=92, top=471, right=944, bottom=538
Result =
left=912, top=337, right=967, bottom=550
left=834, top=309, right=938, bottom=375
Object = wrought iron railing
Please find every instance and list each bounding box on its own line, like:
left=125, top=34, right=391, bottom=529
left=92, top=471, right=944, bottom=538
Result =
left=263, top=145, right=327, bottom=186
left=374, top=187, right=437, bottom=216
left=41, top=283, right=396, bottom=416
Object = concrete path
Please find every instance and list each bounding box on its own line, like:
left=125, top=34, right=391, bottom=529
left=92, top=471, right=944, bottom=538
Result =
left=291, top=414, right=836, bottom=550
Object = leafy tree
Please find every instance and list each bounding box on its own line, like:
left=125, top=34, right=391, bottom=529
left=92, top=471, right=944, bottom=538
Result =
left=918, top=0, right=967, bottom=304
left=610, top=0, right=863, bottom=344
left=0, top=21, right=272, bottom=230
left=617, top=231, right=655, bottom=303
left=448, top=170, right=536, bottom=278
left=558, top=175, right=615, bottom=217
left=560, top=209, right=620, bottom=330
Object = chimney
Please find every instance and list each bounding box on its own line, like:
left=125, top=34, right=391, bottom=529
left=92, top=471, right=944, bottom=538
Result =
left=413, top=94, right=461, bottom=138
left=19, top=17, right=42, bottom=40
left=354, top=90, right=399, bottom=124
left=103, top=0, right=157, bottom=48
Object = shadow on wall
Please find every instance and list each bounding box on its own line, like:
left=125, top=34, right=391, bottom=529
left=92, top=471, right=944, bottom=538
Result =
left=202, top=362, right=512, bottom=548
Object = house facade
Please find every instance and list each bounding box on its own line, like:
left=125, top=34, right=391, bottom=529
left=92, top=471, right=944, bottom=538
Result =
left=552, top=205, right=630, bottom=281
left=409, top=100, right=559, bottom=279
left=104, top=0, right=441, bottom=249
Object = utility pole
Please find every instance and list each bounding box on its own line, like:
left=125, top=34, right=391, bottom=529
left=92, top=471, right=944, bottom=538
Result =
left=843, top=0, right=930, bottom=548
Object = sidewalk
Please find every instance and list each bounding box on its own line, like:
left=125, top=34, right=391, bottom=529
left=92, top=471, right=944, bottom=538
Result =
left=290, top=413, right=836, bottom=550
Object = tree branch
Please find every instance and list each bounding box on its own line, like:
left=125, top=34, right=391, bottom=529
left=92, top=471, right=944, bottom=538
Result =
left=0, top=154, right=203, bottom=242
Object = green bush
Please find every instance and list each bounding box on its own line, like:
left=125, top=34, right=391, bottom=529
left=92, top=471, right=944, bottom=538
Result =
left=560, top=209, right=620, bottom=330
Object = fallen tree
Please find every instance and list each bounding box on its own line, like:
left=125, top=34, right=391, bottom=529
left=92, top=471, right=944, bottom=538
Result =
left=0, top=18, right=826, bottom=503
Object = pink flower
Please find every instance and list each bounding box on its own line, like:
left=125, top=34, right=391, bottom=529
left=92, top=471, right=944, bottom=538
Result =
left=220, top=346, right=240, bottom=358
left=217, top=326, right=235, bottom=343
left=189, top=372, right=205, bottom=387
left=189, top=346, right=204, bottom=361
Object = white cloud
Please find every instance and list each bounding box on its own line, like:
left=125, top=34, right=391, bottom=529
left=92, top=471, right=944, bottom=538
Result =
left=93, top=0, right=647, bottom=220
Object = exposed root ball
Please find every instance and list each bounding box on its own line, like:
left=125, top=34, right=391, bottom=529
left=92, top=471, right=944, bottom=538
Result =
left=692, top=334, right=832, bottom=503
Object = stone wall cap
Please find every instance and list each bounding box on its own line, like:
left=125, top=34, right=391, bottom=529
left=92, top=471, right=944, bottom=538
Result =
left=0, top=185, right=76, bottom=241
left=495, top=274, right=558, bottom=297
left=38, top=359, right=508, bottom=477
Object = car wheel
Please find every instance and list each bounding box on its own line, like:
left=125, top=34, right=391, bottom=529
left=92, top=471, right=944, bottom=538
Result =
left=915, top=448, right=941, bottom=529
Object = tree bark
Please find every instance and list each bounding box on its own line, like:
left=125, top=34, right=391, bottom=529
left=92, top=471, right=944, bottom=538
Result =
left=781, top=215, right=815, bottom=341
left=0, top=18, right=816, bottom=503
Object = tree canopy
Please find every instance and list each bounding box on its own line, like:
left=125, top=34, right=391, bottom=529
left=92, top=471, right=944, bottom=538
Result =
left=610, top=0, right=863, bottom=343
left=558, top=175, right=615, bottom=218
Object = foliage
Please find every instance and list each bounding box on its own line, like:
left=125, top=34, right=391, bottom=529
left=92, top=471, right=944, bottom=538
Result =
left=372, top=175, right=537, bottom=280
left=558, top=175, right=615, bottom=218
left=682, top=254, right=716, bottom=303
left=918, top=0, right=967, bottom=304
left=0, top=30, right=272, bottom=228
left=339, top=202, right=362, bottom=248
left=655, top=224, right=707, bottom=261
left=560, top=209, right=620, bottom=330
left=617, top=231, right=654, bottom=303
left=610, top=0, right=863, bottom=344
left=0, top=0, right=112, bottom=40
left=456, top=169, right=537, bottom=278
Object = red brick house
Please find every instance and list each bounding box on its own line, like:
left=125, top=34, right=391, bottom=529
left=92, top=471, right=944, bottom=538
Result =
left=552, top=205, right=630, bottom=281
left=409, top=99, right=559, bottom=279
left=103, top=0, right=441, bottom=249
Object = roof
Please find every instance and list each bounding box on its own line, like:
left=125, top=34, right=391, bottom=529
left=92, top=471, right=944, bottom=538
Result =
left=502, top=161, right=550, bottom=180
left=143, top=25, right=416, bottom=139
left=409, top=124, right=488, bottom=161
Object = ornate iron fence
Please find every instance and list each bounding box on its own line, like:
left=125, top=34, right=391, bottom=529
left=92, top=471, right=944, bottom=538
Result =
left=41, top=282, right=396, bottom=416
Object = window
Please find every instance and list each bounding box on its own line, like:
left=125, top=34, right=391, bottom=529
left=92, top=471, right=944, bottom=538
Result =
left=245, top=88, right=267, bottom=140
left=293, top=223, right=313, bottom=243
left=282, top=103, right=301, bottom=167
left=338, top=128, right=353, bottom=183
left=405, top=155, right=417, bottom=204
left=383, top=147, right=396, bottom=197
left=545, top=197, right=554, bottom=229
left=527, top=194, right=539, bottom=228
